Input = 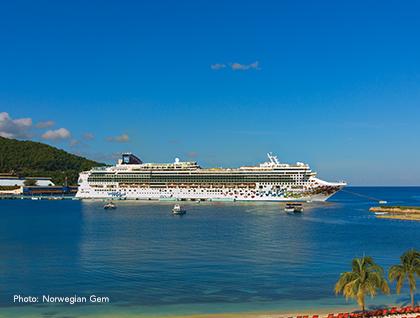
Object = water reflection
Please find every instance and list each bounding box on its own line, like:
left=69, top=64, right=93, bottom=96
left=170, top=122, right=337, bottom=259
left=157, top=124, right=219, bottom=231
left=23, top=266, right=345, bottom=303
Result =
left=0, top=187, right=419, bottom=316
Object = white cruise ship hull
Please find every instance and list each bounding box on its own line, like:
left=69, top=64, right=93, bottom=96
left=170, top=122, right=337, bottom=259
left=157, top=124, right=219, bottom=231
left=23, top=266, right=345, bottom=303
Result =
left=76, top=179, right=345, bottom=202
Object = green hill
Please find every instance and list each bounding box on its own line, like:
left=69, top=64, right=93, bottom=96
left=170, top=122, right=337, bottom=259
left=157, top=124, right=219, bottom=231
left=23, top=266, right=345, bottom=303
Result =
left=0, top=137, right=105, bottom=185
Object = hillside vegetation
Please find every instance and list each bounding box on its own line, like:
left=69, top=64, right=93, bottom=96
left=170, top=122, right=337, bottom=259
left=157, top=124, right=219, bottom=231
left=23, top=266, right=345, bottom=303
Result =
left=0, top=137, right=104, bottom=185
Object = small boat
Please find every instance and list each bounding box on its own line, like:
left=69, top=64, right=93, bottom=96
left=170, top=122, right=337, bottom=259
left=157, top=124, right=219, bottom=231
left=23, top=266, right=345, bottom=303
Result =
left=374, top=212, right=388, bottom=215
left=293, top=204, right=304, bottom=212
left=172, top=204, right=186, bottom=215
left=379, top=200, right=388, bottom=204
left=31, top=197, right=40, bottom=200
left=284, top=205, right=295, bottom=213
left=104, top=202, right=116, bottom=210
left=284, top=203, right=303, bottom=213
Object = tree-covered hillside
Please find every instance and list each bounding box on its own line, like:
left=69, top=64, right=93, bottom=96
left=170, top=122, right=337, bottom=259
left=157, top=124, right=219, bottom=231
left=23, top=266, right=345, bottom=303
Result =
left=0, top=137, right=104, bottom=185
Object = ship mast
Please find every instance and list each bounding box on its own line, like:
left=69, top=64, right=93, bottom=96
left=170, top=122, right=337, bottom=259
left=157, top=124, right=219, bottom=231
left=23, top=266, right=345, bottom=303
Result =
left=267, top=152, right=280, bottom=165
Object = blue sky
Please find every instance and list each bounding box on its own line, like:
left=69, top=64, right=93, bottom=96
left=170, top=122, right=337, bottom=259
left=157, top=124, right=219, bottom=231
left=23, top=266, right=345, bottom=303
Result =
left=0, top=1, right=419, bottom=185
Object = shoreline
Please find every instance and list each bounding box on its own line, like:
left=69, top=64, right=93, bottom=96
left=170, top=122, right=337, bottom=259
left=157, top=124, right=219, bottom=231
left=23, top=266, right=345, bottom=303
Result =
left=2, top=302, right=416, bottom=318
left=0, top=301, right=369, bottom=318
left=0, top=307, right=360, bottom=318
left=165, top=308, right=358, bottom=318
left=370, top=206, right=420, bottom=221
left=376, top=214, right=420, bottom=221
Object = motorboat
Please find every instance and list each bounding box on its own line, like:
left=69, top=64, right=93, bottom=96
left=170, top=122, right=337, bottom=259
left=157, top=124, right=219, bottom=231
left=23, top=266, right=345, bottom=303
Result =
left=172, top=204, right=186, bottom=215
left=284, top=203, right=303, bottom=213
left=104, top=202, right=116, bottom=210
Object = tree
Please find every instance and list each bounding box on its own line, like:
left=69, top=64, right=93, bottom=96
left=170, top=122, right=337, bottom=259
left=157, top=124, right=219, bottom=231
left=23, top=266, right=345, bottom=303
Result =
left=335, top=256, right=390, bottom=312
left=0, top=136, right=104, bottom=185
left=23, top=179, right=37, bottom=186
left=389, top=249, right=420, bottom=307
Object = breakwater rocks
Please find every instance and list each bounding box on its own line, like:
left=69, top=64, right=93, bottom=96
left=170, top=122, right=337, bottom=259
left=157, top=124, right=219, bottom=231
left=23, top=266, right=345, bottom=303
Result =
left=370, top=206, right=420, bottom=221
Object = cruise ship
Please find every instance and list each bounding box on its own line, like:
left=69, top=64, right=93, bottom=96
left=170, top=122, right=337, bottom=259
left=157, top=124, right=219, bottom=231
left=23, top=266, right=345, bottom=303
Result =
left=76, top=153, right=346, bottom=201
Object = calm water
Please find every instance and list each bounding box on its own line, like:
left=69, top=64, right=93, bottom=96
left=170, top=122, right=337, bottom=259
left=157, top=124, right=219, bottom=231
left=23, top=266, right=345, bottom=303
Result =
left=0, top=187, right=420, bottom=317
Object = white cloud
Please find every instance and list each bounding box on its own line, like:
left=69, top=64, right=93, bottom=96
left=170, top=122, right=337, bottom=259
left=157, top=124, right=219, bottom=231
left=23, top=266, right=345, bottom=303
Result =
left=187, top=151, right=198, bottom=158
left=211, top=61, right=261, bottom=72
left=230, top=61, right=260, bottom=71
left=211, top=63, right=226, bottom=70
left=35, top=120, right=55, bottom=129
left=41, top=128, right=71, bottom=140
left=0, top=112, right=32, bottom=139
left=107, top=133, right=129, bottom=143
left=83, top=132, right=94, bottom=140
left=69, top=139, right=80, bottom=147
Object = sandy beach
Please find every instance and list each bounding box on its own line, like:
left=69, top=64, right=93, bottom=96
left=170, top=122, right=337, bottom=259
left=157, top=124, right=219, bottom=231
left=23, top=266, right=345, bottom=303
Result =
left=0, top=306, right=360, bottom=318
left=167, top=309, right=355, bottom=318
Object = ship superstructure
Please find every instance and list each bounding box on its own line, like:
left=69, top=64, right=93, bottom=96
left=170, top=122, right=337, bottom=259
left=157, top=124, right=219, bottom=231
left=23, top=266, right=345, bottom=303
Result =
left=76, top=153, right=346, bottom=201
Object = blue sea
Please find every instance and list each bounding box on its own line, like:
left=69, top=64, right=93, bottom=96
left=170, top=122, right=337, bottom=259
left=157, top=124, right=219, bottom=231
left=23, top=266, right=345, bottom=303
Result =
left=0, top=187, right=419, bottom=318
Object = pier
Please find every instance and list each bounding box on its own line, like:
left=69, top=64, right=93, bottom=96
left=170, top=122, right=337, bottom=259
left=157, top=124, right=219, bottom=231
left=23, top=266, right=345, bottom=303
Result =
left=0, top=194, right=78, bottom=200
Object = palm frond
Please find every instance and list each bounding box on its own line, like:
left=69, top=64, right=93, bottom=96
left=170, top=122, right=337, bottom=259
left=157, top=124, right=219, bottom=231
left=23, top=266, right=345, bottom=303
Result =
left=335, top=256, right=389, bottom=311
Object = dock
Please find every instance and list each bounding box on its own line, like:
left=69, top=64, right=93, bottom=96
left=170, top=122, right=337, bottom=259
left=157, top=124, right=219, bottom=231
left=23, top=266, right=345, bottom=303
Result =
left=0, top=195, right=78, bottom=200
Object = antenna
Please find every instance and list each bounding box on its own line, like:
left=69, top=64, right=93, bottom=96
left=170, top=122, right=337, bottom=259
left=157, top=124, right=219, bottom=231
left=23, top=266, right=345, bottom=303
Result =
left=267, top=152, right=280, bottom=165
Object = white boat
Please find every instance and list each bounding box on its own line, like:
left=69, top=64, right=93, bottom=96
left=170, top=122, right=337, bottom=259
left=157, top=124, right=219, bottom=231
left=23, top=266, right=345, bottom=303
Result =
left=284, top=203, right=303, bottom=213
left=379, top=200, right=388, bottom=204
left=374, top=212, right=388, bottom=215
left=104, top=202, right=116, bottom=209
left=284, top=206, right=295, bottom=213
left=172, top=204, right=186, bottom=215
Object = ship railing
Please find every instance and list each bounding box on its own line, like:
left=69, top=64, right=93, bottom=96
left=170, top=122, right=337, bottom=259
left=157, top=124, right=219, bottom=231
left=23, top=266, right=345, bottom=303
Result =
left=91, top=167, right=108, bottom=171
